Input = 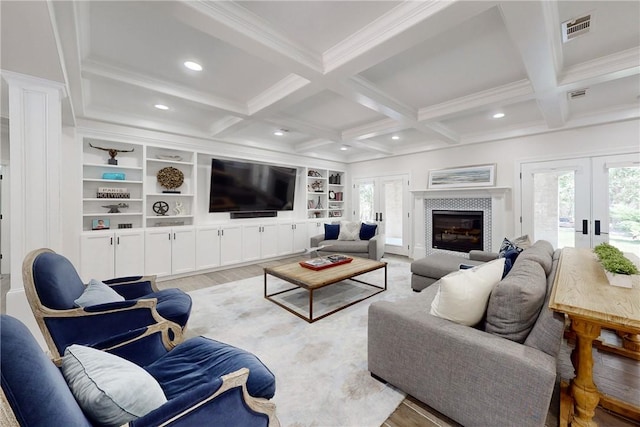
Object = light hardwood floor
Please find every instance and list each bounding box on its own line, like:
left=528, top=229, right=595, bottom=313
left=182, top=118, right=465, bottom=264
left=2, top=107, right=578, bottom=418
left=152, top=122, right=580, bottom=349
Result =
left=162, top=255, right=639, bottom=427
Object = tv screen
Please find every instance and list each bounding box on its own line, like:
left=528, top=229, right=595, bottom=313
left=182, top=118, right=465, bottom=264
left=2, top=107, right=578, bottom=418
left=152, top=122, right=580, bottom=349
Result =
left=209, top=159, right=297, bottom=213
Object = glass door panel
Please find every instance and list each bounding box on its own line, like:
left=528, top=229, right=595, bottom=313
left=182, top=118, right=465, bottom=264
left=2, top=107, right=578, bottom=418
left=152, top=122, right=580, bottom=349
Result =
left=592, top=154, right=640, bottom=257
left=521, top=158, right=591, bottom=248
left=354, top=176, right=409, bottom=256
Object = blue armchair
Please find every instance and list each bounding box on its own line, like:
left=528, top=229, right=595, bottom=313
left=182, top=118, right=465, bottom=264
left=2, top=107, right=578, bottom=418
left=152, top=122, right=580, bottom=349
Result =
left=1, top=315, right=279, bottom=427
left=22, top=248, right=192, bottom=362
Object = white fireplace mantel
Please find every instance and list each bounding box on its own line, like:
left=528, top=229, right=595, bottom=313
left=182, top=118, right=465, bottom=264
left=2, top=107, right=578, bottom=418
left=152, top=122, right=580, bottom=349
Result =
left=410, top=186, right=511, bottom=199
left=410, top=187, right=512, bottom=259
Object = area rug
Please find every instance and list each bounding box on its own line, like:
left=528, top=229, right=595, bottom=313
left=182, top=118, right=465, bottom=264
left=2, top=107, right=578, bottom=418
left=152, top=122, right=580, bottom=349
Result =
left=185, top=258, right=415, bottom=427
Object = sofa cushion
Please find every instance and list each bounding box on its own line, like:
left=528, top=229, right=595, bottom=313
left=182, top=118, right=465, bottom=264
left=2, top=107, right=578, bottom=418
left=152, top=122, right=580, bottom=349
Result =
left=518, top=240, right=554, bottom=275
left=360, top=223, right=378, bottom=240
left=338, top=221, right=361, bottom=241
left=324, top=223, right=340, bottom=240
left=524, top=249, right=565, bottom=357
left=74, top=279, right=125, bottom=307
left=318, top=239, right=369, bottom=254
left=144, top=336, right=276, bottom=400
left=140, top=288, right=192, bottom=328
left=484, top=259, right=548, bottom=343
left=411, top=254, right=484, bottom=279
left=429, top=258, right=505, bottom=326
left=62, top=344, right=167, bottom=426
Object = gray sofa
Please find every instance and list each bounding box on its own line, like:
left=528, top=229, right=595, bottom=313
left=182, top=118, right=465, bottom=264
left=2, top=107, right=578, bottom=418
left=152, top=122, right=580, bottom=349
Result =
left=368, top=241, right=565, bottom=427
left=310, top=229, right=384, bottom=261
left=411, top=250, right=498, bottom=292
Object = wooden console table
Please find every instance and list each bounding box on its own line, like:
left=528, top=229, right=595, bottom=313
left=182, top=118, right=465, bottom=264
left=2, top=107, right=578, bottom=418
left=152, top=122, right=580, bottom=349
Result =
left=549, top=247, right=640, bottom=426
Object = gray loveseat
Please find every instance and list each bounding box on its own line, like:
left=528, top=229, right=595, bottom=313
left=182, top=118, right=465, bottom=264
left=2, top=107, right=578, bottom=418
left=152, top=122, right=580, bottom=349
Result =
left=310, top=225, right=384, bottom=261
left=368, top=241, right=565, bottom=427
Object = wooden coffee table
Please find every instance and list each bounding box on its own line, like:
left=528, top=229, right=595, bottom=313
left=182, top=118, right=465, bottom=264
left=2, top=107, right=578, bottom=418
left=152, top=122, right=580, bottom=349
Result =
left=264, top=256, right=387, bottom=323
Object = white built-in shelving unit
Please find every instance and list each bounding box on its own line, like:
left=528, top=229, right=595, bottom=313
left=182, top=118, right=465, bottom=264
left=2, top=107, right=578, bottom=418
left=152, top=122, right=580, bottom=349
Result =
left=306, top=168, right=345, bottom=219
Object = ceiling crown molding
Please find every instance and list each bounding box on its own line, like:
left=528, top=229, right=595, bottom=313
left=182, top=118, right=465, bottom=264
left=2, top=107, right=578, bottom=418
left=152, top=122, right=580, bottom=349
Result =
left=184, top=1, right=323, bottom=75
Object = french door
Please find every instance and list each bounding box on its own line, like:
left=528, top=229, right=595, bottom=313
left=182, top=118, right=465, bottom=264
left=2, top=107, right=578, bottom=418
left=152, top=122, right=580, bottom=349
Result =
left=521, top=153, right=640, bottom=257
left=353, top=175, right=410, bottom=256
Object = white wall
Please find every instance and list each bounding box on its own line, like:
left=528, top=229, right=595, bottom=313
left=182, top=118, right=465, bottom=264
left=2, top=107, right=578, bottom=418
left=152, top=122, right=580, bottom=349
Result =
left=348, top=120, right=640, bottom=247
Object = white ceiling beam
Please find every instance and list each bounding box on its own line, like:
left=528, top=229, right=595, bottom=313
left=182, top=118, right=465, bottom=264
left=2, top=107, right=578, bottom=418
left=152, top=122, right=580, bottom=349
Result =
left=324, top=1, right=498, bottom=77
left=82, top=60, right=248, bottom=116
left=499, top=2, right=567, bottom=128
left=558, top=48, right=640, bottom=91
left=342, top=118, right=405, bottom=141
left=294, top=138, right=335, bottom=153
left=209, top=116, right=250, bottom=138
left=418, top=80, right=534, bottom=122
left=346, top=139, right=394, bottom=155
left=247, top=74, right=311, bottom=115
left=175, top=1, right=323, bottom=80
left=264, top=114, right=342, bottom=143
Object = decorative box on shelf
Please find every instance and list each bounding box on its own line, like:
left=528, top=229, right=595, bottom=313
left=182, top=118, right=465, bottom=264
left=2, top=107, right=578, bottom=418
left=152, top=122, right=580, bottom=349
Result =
left=97, top=187, right=130, bottom=199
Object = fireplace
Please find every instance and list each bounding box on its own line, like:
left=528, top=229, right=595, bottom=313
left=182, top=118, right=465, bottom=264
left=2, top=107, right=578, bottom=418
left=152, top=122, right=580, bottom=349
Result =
left=432, top=210, right=484, bottom=253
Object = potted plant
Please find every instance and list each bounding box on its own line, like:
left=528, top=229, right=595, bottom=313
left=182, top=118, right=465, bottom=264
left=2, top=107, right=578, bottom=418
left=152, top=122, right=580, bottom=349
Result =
left=593, top=243, right=639, bottom=288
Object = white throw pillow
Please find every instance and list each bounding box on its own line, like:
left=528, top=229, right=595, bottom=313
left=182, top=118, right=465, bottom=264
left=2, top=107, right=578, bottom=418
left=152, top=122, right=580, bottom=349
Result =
left=338, top=221, right=361, bottom=241
left=430, top=258, right=505, bottom=326
left=74, top=278, right=125, bottom=307
left=62, top=344, right=167, bottom=426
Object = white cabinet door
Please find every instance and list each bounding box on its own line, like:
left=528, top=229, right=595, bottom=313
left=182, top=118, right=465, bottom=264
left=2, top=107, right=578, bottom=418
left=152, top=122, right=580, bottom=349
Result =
left=196, top=226, right=221, bottom=270
left=172, top=228, right=196, bottom=274
left=114, top=230, right=145, bottom=277
left=261, top=224, right=278, bottom=258
left=145, top=229, right=172, bottom=277
left=80, top=232, right=115, bottom=282
left=220, top=226, right=242, bottom=266
left=293, top=221, right=308, bottom=253
left=277, top=223, right=294, bottom=256
left=242, top=225, right=262, bottom=262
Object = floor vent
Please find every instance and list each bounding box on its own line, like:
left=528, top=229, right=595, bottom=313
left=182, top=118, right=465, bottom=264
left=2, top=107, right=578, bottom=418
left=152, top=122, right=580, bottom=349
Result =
left=562, top=14, right=591, bottom=42
left=568, top=88, right=588, bottom=100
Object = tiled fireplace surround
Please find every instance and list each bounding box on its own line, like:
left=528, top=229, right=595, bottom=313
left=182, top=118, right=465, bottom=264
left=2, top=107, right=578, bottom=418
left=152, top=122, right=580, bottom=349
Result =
left=411, top=187, right=511, bottom=260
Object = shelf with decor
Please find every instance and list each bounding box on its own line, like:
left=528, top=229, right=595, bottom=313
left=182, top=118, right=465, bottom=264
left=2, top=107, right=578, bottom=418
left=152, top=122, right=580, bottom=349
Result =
left=82, top=138, right=144, bottom=231
left=306, top=168, right=345, bottom=219
left=145, top=147, right=196, bottom=228
left=327, top=169, right=345, bottom=219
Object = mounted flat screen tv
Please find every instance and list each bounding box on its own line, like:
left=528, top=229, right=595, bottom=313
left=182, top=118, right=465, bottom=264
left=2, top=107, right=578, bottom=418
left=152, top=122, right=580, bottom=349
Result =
left=209, top=159, right=297, bottom=213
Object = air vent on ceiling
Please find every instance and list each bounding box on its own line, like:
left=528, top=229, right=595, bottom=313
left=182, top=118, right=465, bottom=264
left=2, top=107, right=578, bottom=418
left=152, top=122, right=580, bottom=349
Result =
left=568, top=88, right=588, bottom=100
left=562, top=14, right=591, bottom=43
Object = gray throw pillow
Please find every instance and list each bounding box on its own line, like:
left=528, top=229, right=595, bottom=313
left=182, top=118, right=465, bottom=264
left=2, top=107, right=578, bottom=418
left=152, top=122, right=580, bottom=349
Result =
left=484, top=259, right=547, bottom=343
left=74, top=279, right=125, bottom=307
left=62, top=344, right=167, bottom=426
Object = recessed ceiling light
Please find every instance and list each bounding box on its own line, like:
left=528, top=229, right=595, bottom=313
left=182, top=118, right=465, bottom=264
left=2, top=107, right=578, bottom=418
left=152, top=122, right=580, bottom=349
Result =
left=391, top=135, right=400, bottom=140
left=273, top=129, right=288, bottom=136
left=154, top=104, right=169, bottom=110
left=184, top=61, right=203, bottom=71
left=492, top=112, right=505, bottom=119
left=340, top=146, right=348, bottom=151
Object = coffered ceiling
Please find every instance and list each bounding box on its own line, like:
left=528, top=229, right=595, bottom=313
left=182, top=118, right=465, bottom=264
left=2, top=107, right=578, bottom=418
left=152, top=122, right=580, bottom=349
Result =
left=2, top=1, right=639, bottom=162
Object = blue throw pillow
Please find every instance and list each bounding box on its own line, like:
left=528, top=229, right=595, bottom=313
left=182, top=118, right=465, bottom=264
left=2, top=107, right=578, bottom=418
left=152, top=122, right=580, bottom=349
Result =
left=499, top=247, right=520, bottom=278
left=324, top=223, right=340, bottom=240
left=359, top=223, right=377, bottom=240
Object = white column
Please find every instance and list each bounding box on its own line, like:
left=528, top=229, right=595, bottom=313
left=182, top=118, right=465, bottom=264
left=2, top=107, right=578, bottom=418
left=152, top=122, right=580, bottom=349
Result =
left=2, top=70, right=65, bottom=345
